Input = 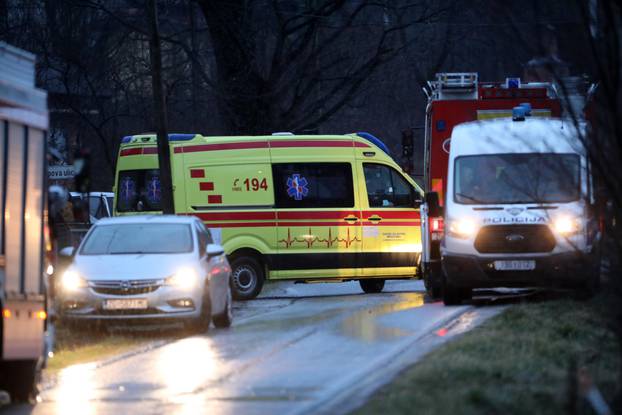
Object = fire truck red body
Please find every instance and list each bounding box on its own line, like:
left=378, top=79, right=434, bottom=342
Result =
left=420, top=73, right=562, bottom=297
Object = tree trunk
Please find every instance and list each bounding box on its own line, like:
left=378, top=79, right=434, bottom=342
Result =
left=147, top=0, right=174, bottom=214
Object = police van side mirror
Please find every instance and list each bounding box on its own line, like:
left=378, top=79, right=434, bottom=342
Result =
left=425, top=192, right=443, bottom=217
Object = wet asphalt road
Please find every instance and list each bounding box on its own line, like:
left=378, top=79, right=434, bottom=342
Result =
left=2, top=280, right=502, bottom=415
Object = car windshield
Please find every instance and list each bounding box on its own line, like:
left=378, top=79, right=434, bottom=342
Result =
left=80, top=223, right=193, bottom=255
left=454, top=153, right=580, bottom=204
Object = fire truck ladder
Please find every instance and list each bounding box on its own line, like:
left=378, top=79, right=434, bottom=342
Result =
left=427, top=72, right=479, bottom=100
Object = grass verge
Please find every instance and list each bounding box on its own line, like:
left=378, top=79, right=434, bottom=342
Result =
left=46, top=321, right=183, bottom=373
left=353, top=294, right=620, bottom=415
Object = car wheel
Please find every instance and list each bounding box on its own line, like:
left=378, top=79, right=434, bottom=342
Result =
left=230, top=256, right=264, bottom=300
left=186, top=292, right=211, bottom=333
left=213, top=286, right=233, bottom=328
left=359, top=279, right=385, bottom=294
left=0, top=360, right=39, bottom=403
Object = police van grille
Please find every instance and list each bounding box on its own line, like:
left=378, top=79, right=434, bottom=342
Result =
left=474, top=225, right=556, bottom=254
left=90, top=279, right=162, bottom=295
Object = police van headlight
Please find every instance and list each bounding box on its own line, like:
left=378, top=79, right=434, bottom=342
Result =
left=165, top=268, right=198, bottom=289
left=553, top=215, right=581, bottom=236
left=448, top=218, right=477, bottom=239
left=61, top=270, right=88, bottom=291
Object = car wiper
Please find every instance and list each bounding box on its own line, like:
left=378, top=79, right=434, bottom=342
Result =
left=455, top=193, right=485, bottom=203
left=109, top=251, right=147, bottom=255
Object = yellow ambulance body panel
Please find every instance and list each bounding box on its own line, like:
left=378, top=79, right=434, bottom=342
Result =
left=114, top=133, right=424, bottom=299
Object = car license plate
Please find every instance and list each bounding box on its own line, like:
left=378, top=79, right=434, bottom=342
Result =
left=103, top=299, right=148, bottom=310
left=493, top=260, right=536, bottom=271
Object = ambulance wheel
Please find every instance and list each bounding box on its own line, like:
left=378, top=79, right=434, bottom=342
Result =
left=0, top=360, right=39, bottom=403
left=230, top=256, right=264, bottom=300
left=359, top=279, right=385, bottom=294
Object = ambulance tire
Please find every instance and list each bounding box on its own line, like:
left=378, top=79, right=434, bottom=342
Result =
left=359, top=279, right=385, bottom=294
left=230, top=256, right=264, bottom=301
left=0, top=360, right=39, bottom=403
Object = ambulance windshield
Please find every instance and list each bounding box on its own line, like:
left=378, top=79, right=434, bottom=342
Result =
left=454, top=153, right=580, bottom=204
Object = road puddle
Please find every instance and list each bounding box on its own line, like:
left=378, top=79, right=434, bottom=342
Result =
left=339, top=293, right=425, bottom=342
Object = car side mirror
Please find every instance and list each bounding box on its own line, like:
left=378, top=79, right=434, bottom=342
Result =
left=425, top=192, right=443, bottom=217
left=59, top=246, right=75, bottom=258
left=206, top=244, right=224, bottom=259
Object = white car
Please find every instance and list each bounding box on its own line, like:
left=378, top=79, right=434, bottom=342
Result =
left=58, top=215, right=232, bottom=331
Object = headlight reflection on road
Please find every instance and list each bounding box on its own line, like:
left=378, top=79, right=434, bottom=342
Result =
left=156, top=337, right=216, bottom=398
left=340, top=293, right=425, bottom=342
left=55, top=362, right=97, bottom=415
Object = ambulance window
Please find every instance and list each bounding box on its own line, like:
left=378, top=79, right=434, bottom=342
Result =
left=273, top=163, right=354, bottom=208
left=363, top=164, right=414, bottom=208
left=117, top=169, right=162, bottom=212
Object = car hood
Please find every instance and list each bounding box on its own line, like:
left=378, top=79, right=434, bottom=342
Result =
left=72, top=253, right=197, bottom=280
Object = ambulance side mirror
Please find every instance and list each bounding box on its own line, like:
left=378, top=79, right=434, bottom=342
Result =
left=425, top=192, right=443, bottom=217
left=413, top=192, right=423, bottom=208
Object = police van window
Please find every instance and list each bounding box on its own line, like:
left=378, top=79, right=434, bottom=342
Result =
left=117, top=169, right=162, bottom=212
left=363, top=163, right=414, bottom=208
left=273, top=163, right=354, bottom=208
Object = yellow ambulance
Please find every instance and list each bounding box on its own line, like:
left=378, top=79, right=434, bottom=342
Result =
left=114, top=132, right=424, bottom=299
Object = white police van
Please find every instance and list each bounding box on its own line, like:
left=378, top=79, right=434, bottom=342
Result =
left=436, top=107, right=600, bottom=305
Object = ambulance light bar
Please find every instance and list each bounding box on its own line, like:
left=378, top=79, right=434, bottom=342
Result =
left=120, top=133, right=197, bottom=144
left=356, top=132, right=391, bottom=155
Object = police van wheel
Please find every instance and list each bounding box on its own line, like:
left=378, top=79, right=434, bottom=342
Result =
left=230, top=256, right=264, bottom=301
left=359, top=279, right=385, bottom=294
left=424, top=264, right=442, bottom=299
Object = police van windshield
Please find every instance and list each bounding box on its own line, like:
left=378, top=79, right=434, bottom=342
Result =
left=454, top=153, right=580, bottom=205
left=117, top=169, right=162, bottom=212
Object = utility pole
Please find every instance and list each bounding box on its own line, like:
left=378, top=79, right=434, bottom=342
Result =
left=147, top=0, right=174, bottom=214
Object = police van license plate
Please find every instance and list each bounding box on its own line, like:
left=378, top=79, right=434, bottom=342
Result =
left=103, top=299, right=148, bottom=310
left=493, top=260, right=536, bottom=271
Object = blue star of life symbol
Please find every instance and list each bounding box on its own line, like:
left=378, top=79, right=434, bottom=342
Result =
left=286, top=174, right=309, bottom=200
left=120, top=176, right=136, bottom=202
left=147, top=176, right=161, bottom=203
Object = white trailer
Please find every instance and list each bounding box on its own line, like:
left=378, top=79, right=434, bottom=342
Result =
left=0, top=42, right=49, bottom=402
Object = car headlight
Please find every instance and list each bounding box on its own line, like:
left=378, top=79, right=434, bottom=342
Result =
left=448, top=218, right=477, bottom=239
left=61, top=270, right=87, bottom=291
left=553, top=215, right=581, bottom=236
left=165, top=268, right=198, bottom=289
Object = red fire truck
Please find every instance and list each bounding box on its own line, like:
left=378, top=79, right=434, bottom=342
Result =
left=420, top=73, right=562, bottom=298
